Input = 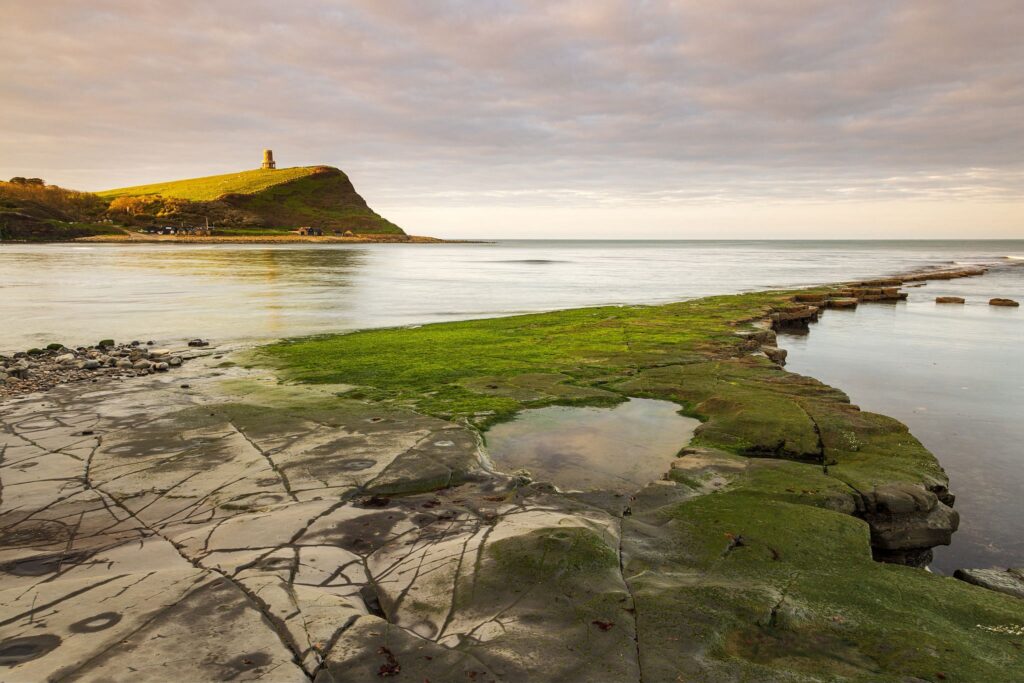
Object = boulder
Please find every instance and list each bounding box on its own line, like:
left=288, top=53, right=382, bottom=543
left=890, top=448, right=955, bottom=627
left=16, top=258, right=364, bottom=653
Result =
left=188, top=338, right=210, bottom=347
left=9, top=362, right=30, bottom=379
left=762, top=346, right=788, bottom=365
left=770, top=305, right=819, bottom=331
left=133, top=360, right=152, bottom=371
left=935, top=296, right=965, bottom=304
left=827, top=297, right=858, bottom=309
left=953, top=568, right=1024, bottom=600
left=149, top=348, right=171, bottom=357
left=55, top=353, right=76, bottom=364
left=168, top=356, right=183, bottom=367
left=859, top=483, right=959, bottom=566
left=154, top=362, right=170, bottom=372
left=989, top=298, right=1019, bottom=307
left=80, top=359, right=101, bottom=370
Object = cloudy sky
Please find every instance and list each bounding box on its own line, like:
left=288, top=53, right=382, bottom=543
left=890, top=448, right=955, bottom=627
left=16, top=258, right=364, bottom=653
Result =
left=2, top=1, right=1022, bottom=238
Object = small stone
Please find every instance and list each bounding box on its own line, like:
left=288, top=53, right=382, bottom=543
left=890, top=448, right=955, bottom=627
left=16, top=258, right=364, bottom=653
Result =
left=55, top=353, right=76, bottom=364
left=97, top=339, right=115, bottom=348
left=188, top=338, right=210, bottom=347
left=116, top=359, right=133, bottom=369
left=762, top=346, right=788, bottom=365
left=80, top=359, right=101, bottom=370
left=168, top=356, right=183, bottom=367
left=133, top=360, right=152, bottom=371
left=935, top=296, right=965, bottom=304
left=153, top=362, right=169, bottom=372
left=989, top=298, right=1019, bottom=307
left=149, top=348, right=171, bottom=357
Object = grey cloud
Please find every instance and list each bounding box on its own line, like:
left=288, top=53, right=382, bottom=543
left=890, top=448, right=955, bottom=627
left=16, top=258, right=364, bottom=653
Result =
left=1, top=0, right=1022, bottom=206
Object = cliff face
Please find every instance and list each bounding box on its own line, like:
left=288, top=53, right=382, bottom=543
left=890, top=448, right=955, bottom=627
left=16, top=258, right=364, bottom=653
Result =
left=217, top=166, right=403, bottom=234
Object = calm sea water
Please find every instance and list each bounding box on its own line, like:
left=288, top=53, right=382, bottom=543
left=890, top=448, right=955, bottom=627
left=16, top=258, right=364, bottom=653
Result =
left=0, top=240, right=1020, bottom=351
left=1, top=239, right=1021, bottom=571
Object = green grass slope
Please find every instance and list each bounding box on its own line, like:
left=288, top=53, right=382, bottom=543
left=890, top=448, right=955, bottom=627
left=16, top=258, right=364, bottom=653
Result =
left=98, top=166, right=319, bottom=201
left=100, top=166, right=404, bottom=234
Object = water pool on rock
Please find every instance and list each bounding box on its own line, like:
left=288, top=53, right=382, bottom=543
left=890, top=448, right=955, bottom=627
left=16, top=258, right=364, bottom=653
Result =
left=484, top=398, right=700, bottom=492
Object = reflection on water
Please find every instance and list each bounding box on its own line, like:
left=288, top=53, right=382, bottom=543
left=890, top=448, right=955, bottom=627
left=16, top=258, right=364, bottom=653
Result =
left=779, top=266, right=1024, bottom=573
left=484, top=398, right=700, bottom=491
left=2, top=239, right=1022, bottom=352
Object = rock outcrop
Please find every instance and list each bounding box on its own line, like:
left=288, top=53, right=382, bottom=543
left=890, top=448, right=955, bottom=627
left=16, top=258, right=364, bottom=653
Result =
left=954, top=567, right=1024, bottom=600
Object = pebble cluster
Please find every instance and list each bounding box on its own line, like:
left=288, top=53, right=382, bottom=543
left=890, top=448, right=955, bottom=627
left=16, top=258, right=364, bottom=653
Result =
left=0, top=338, right=209, bottom=399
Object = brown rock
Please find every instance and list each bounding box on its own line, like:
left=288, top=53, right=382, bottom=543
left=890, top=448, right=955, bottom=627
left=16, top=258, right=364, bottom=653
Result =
left=989, top=298, right=1019, bottom=307
left=761, top=346, right=788, bottom=365
left=935, top=297, right=965, bottom=304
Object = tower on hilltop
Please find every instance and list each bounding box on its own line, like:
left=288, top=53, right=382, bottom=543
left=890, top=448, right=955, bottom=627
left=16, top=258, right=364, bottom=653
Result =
left=261, top=149, right=276, bottom=170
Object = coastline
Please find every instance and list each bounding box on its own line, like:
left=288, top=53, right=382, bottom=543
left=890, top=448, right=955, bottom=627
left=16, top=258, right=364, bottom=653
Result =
left=2, top=262, right=1021, bottom=681
left=68, top=232, right=479, bottom=244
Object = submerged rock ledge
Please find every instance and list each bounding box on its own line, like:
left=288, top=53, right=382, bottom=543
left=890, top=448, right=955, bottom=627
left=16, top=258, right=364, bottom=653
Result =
left=1, top=264, right=1021, bottom=682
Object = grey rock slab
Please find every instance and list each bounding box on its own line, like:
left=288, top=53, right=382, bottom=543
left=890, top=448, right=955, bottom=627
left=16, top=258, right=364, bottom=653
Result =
left=0, top=355, right=648, bottom=681
left=954, top=567, right=1024, bottom=600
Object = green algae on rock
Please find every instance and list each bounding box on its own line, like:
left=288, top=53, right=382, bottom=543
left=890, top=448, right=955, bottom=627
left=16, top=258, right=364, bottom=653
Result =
left=258, top=282, right=1023, bottom=681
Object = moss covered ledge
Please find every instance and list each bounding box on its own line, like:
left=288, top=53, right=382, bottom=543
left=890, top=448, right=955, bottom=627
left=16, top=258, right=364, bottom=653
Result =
left=258, top=282, right=1022, bottom=681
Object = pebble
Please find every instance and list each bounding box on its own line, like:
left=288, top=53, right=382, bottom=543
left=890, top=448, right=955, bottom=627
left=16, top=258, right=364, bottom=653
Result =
left=1, top=338, right=197, bottom=399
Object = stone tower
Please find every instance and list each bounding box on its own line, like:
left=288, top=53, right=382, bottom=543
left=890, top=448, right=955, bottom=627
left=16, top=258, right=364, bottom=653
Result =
left=261, top=149, right=276, bottom=170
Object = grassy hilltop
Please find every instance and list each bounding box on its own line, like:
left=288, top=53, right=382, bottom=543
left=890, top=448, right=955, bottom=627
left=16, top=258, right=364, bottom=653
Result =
left=98, top=166, right=321, bottom=201
left=100, top=165, right=404, bottom=235
left=1, top=164, right=404, bottom=240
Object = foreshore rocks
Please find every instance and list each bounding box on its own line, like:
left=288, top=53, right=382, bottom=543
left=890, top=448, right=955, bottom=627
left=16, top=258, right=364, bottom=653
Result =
left=902, top=265, right=987, bottom=281
left=770, top=304, right=820, bottom=331
left=954, top=567, right=1024, bottom=600
left=858, top=483, right=959, bottom=567
left=989, top=297, right=1020, bottom=307
left=936, top=296, right=966, bottom=303
left=0, top=340, right=195, bottom=399
left=761, top=345, right=788, bottom=365
left=1, top=265, right=1019, bottom=681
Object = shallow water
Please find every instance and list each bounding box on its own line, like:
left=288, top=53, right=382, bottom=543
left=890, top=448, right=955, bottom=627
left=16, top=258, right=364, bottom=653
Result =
left=779, top=265, right=1024, bottom=573
left=1, top=239, right=1021, bottom=352
left=484, top=398, right=699, bottom=492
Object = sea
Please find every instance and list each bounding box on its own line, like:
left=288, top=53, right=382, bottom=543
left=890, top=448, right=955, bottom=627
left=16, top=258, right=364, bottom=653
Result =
left=1, top=239, right=1021, bottom=573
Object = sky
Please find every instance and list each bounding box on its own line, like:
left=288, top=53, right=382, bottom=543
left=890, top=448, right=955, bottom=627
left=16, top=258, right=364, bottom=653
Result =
left=2, top=1, right=1023, bottom=239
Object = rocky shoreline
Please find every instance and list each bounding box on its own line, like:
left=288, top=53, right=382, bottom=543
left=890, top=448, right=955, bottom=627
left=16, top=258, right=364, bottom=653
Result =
left=1, top=263, right=1021, bottom=682
left=0, top=339, right=208, bottom=400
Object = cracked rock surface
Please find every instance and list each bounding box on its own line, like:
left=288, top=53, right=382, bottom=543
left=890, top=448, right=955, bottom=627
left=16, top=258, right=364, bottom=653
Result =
left=0, top=362, right=640, bottom=682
